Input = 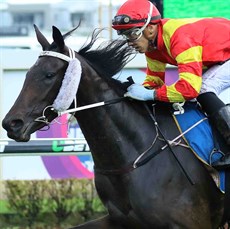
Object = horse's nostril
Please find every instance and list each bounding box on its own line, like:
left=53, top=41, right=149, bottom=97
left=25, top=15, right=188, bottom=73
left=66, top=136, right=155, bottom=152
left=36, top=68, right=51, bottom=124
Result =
left=10, top=119, right=23, bottom=128
left=2, top=118, right=24, bottom=131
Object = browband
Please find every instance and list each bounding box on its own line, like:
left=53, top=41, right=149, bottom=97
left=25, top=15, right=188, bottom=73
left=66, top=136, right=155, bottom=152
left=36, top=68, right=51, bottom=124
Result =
left=39, top=48, right=75, bottom=62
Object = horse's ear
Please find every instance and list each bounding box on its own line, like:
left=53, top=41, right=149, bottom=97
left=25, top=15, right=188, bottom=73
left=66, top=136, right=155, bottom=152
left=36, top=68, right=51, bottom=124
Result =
left=52, top=26, right=65, bottom=52
left=33, top=24, right=50, bottom=51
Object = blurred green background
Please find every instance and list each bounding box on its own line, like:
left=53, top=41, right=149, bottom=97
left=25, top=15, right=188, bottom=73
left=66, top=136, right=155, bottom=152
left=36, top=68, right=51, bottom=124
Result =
left=164, top=0, right=230, bottom=18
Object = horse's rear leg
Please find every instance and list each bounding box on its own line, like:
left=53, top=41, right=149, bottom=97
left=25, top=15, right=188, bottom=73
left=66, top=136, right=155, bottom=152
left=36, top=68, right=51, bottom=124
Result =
left=69, top=214, right=125, bottom=229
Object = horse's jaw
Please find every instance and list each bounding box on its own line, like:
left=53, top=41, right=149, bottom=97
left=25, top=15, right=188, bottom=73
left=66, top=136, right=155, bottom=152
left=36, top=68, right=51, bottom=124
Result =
left=7, top=131, right=31, bottom=142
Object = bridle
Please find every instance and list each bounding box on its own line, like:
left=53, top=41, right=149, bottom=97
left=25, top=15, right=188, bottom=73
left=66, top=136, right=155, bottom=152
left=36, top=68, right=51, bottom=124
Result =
left=34, top=48, right=77, bottom=128
left=35, top=47, right=128, bottom=126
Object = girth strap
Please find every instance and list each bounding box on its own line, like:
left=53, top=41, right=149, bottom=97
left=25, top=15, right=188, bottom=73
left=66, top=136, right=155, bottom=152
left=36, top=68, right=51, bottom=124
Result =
left=142, top=102, right=195, bottom=185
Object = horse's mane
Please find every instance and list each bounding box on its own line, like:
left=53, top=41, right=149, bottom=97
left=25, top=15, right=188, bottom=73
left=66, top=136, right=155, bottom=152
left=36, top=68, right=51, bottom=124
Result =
left=78, top=29, right=135, bottom=79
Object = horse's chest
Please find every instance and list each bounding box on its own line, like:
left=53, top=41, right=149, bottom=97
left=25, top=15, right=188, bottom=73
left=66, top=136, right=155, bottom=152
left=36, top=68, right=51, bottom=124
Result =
left=95, top=173, right=155, bottom=224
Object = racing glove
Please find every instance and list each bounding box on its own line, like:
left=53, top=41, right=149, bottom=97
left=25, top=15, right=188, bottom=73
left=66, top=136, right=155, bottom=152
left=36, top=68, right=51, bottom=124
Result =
left=124, top=84, right=156, bottom=101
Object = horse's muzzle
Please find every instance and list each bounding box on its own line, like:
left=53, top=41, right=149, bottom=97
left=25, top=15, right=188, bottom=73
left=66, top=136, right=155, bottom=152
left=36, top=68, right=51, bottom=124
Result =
left=2, top=117, right=32, bottom=142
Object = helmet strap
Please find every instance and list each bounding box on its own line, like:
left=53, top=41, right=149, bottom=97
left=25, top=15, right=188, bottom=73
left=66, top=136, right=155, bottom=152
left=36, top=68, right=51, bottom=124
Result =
left=135, top=2, right=153, bottom=36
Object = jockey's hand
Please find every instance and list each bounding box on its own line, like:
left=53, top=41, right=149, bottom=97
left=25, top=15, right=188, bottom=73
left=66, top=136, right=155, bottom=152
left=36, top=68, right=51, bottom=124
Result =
left=124, top=84, right=155, bottom=101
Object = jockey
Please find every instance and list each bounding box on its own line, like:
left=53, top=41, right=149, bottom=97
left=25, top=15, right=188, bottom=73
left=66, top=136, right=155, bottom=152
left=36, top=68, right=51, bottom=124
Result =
left=112, top=0, right=230, bottom=169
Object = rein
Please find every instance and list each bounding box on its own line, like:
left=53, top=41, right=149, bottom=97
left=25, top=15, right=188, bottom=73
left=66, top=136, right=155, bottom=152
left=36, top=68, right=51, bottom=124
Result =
left=35, top=97, right=127, bottom=126
left=58, top=97, right=126, bottom=115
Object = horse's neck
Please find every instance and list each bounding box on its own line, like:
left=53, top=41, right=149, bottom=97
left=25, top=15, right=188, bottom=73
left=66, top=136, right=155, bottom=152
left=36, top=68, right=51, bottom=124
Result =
left=75, top=70, right=156, bottom=168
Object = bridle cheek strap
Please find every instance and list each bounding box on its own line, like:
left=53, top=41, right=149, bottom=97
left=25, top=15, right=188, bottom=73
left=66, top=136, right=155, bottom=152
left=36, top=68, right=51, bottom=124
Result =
left=39, top=48, right=82, bottom=112
left=52, top=57, right=81, bottom=112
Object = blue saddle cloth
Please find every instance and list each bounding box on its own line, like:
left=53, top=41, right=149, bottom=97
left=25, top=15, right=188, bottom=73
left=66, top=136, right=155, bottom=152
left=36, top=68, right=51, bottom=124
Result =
left=174, top=102, right=225, bottom=192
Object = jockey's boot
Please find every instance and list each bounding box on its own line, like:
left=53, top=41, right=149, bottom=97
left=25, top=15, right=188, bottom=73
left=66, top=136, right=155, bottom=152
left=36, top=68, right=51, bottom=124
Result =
left=197, top=92, right=230, bottom=170
left=210, top=104, right=230, bottom=169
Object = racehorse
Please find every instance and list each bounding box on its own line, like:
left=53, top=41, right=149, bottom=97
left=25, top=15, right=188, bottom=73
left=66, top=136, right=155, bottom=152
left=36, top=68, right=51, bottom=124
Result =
left=2, top=25, right=229, bottom=228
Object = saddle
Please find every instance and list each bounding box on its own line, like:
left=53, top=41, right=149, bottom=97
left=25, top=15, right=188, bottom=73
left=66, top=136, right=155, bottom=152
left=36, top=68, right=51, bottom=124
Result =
left=172, top=101, right=230, bottom=223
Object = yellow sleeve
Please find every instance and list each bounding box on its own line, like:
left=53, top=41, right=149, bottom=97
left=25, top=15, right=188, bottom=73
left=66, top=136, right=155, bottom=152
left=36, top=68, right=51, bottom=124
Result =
left=143, top=56, right=166, bottom=88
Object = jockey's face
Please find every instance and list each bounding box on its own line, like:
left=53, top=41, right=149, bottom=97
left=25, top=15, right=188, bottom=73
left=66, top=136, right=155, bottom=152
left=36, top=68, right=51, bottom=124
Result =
left=125, top=24, right=158, bottom=53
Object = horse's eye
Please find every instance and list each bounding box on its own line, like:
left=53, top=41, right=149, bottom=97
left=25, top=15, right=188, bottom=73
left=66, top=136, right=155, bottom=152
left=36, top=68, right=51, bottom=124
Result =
left=46, top=72, right=55, bottom=79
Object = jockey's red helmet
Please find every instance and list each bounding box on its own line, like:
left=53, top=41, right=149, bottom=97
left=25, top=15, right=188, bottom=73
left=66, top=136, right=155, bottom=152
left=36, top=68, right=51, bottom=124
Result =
left=112, top=0, right=161, bottom=32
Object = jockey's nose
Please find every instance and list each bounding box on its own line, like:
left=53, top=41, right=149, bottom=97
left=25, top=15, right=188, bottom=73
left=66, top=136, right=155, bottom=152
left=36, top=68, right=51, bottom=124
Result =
left=127, top=41, right=134, bottom=46
left=127, top=41, right=137, bottom=50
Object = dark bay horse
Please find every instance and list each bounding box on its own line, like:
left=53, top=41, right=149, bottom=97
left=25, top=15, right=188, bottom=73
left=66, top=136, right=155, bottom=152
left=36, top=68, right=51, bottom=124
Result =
left=2, top=25, right=228, bottom=228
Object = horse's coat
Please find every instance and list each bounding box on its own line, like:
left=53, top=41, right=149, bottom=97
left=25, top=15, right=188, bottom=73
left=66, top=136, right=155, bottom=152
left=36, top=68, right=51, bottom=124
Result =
left=2, top=25, right=229, bottom=228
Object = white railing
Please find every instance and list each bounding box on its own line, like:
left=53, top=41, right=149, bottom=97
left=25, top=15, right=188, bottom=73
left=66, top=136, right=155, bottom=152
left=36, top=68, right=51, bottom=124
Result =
left=0, top=138, right=90, bottom=156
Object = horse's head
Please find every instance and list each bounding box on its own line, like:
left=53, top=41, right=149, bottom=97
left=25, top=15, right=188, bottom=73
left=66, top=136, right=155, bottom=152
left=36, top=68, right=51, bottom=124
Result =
left=2, top=25, right=76, bottom=141
left=2, top=24, right=134, bottom=142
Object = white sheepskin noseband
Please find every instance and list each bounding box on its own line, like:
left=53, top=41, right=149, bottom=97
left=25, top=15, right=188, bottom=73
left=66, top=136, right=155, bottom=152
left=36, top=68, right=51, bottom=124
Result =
left=39, top=48, right=82, bottom=112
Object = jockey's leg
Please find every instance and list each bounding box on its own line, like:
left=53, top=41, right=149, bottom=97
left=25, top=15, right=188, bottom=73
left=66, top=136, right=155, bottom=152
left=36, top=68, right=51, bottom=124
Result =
left=197, top=60, right=230, bottom=169
left=211, top=104, right=230, bottom=146
left=197, top=92, right=230, bottom=169
left=197, top=92, right=230, bottom=143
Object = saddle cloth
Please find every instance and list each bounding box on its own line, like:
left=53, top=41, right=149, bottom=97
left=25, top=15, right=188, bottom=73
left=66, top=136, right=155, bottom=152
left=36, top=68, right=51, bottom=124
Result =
left=173, top=102, right=225, bottom=192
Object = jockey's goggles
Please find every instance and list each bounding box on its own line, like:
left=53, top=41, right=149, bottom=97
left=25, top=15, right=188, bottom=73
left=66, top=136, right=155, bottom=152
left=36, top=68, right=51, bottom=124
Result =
left=120, top=27, right=143, bottom=42
left=113, top=2, right=154, bottom=42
